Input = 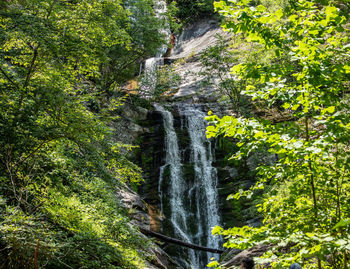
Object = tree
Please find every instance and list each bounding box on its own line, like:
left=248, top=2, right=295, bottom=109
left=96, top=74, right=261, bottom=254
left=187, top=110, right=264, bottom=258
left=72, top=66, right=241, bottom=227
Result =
left=200, top=34, right=242, bottom=109
left=207, top=0, right=350, bottom=268
left=166, top=0, right=215, bottom=23
left=0, top=0, right=159, bottom=267
left=99, top=0, right=167, bottom=91
left=0, top=0, right=132, bottom=204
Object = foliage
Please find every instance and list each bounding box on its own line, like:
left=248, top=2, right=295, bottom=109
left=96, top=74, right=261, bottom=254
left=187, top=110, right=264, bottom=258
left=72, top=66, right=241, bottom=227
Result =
left=200, top=34, right=243, bottom=109
left=165, top=0, right=183, bottom=33
left=153, top=65, right=182, bottom=98
left=100, top=0, right=167, bottom=91
left=138, top=61, right=181, bottom=99
left=0, top=0, right=163, bottom=267
left=166, top=0, right=215, bottom=24
left=208, top=0, right=350, bottom=268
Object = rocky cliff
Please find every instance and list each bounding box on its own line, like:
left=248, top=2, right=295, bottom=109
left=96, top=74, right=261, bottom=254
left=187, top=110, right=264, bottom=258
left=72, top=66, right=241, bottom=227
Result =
left=114, top=18, right=265, bottom=269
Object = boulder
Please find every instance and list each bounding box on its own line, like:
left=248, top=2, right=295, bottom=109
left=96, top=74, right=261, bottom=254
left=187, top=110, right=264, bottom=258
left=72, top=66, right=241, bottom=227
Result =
left=117, top=187, right=183, bottom=269
left=221, top=244, right=273, bottom=268
left=116, top=187, right=150, bottom=230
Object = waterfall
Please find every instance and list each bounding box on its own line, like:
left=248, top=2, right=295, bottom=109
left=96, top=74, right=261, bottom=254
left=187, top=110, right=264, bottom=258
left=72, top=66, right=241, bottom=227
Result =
left=155, top=103, right=197, bottom=266
left=180, top=104, right=221, bottom=264
left=155, top=103, right=221, bottom=268
left=140, top=0, right=170, bottom=98
left=141, top=58, right=164, bottom=98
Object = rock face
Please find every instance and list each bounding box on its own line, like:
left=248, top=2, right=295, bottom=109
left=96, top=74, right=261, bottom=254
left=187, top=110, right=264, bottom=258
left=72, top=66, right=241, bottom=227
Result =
left=112, top=101, right=183, bottom=269
left=112, top=102, right=149, bottom=147
left=135, top=109, right=165, bottom=231
left=170, top=19, right=223, bottom=60
left=116, top=186, right=183, bottom=269
left=167, top=19, right=229, bottom=101
left=116, top=187, right=149, bottom=229
left=114, top=17, right=276, bottom=269
left=133, top=19, right=261, bottom=268
left=221, top=244, right=273, bottom=268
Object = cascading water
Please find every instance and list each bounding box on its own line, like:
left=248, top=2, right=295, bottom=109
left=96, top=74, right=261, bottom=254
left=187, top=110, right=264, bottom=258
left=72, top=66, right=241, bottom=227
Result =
left=155, top=103, right=221, bottom=269
left=180, top=104, right=221, bottom=263
left=140, top=0, right=170, bottom=98
left=141, top=57, right=164, bottom=98
left=155, top=103, right=197, bottom=267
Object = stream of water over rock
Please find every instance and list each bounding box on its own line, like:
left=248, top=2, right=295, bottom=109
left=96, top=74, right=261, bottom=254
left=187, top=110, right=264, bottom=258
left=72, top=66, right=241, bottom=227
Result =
left=155, top=103, right=221, bottom=269
left=138, top=2, right=226, bottom=266
left=140, top=0, right=170, bottom=99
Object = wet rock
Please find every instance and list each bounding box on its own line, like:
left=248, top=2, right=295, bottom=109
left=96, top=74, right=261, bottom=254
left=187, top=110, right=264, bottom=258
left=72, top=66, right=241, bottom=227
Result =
left=120, top=102, right=149, bottom=121
left=246, top=217, right=262, bottom=228
left=148, top=204, right=163, bottom=232
left=147, top=247, right=184, bottom=269
left=224, top=166, right=239, bottom=179
left=110, top=102, right=150, bottom=147
left=221, top=248, right=242, bottom=263
left=110, top=119, right=144, bottom=147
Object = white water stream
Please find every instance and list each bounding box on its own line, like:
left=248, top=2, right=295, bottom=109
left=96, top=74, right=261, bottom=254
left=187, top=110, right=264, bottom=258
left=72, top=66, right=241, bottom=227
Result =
left=180, top=104, right=221, bottom=263
left=140, top=0, right=170, bottom=98
left=155, top=103, right=221, bottom=268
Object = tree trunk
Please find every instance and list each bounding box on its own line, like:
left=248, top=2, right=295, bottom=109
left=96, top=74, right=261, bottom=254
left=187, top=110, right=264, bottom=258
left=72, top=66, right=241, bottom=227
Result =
left=139, top=227, right=224, bottom=254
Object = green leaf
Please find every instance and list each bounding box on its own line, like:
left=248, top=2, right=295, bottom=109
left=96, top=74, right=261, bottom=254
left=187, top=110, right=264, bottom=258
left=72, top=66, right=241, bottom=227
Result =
left=212, top=225, right=224, bottom=235
left=237, top=142, right=245, bottom=147
left=282, top=103, right=290, bottom=109
left=322, top=106, right=336, bottom=114
left=256, top=5, right=266, bottom=12
left=333, top=219, right=350, bottom=229
left=325, top=6, right=337, bottom=18
left=213, top=1, right=225, bottom=11
left=207, top=261, right=220, bottom=267
left=291, top=104, right=300, bottom=111
left=274, top=9, right=283, bottom=20
left=231, top=64, right=244, bottom=74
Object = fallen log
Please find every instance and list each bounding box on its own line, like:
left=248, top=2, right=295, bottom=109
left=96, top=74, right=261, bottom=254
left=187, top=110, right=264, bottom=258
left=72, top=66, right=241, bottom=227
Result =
left=139, top=227, right=224, bottom=254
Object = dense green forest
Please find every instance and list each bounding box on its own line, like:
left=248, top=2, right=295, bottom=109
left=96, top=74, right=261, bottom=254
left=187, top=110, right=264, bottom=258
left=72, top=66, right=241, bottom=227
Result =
left=0, top=0, right=349, bottom=268
left=0, top=0, right=166, bottom=268
left=207, top=0, right=350, bottom=268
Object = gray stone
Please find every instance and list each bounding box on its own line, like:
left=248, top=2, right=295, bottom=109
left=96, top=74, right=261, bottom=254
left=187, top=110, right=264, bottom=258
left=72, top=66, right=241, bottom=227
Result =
left=165, top=19, right=231, bottom=100
left=222, top=166, right=239, bottom=179
left=221, top=244, right=273, bottom=268
left=246, top=217, right=262, bottom=228
left=247, top=152, right=277, bottom=171
left=116, top=187, right=182, bottom=269
left=136, top=106, right=149, bottom=121
left=171, top=20, right=224, bottom=58
left=116, top=188, right=150, bottom=229
left=111, top=118, right=144, bottom=146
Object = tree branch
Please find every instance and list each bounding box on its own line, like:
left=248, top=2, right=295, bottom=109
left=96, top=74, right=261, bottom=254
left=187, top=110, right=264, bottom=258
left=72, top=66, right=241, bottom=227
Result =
left=18, top=45, right=39, bottom=108
left=139, top=227, right=224, bottom=254
left=0, top=66, right=19, bottom=89
left=23, top=46, right=39, bottom=89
